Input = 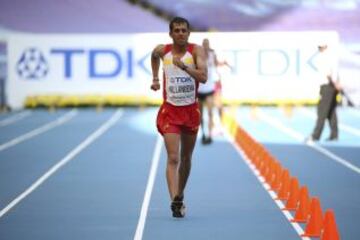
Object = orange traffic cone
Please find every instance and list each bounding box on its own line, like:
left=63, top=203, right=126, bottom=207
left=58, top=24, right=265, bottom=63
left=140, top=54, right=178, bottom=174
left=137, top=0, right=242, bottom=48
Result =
left=291, top=186, right=310, bottom=223
left=302, top=197, right=323, bottom=237
left=270, top=163, right=282, bottom=191
left=276, top=170, right=290, bottom=200
left=283, top=177, right=300, bottom=211
left=258, top=156, right=268, bottom=176
left=321, top=209, right=340, bottom=240
left=235, top=129, right=242, bottom=145
left=264, top=157, right=276, bottom=183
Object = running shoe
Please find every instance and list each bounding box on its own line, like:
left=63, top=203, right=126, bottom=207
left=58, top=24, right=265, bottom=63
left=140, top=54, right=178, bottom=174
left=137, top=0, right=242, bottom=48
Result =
left=171, top=195, right=186, bottom=218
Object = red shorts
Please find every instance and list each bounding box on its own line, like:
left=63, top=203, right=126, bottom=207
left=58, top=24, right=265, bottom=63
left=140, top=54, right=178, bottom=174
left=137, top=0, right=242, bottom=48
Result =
left=156, top=102, right=201, bottom=135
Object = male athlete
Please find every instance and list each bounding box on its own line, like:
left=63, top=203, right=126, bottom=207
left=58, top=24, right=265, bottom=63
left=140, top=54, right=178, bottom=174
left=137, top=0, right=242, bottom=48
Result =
left=150, top=17, right=207, bottom=218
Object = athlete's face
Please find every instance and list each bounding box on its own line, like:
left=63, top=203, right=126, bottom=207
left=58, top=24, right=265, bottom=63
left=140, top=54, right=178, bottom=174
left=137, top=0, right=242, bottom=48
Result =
left=170, top=23, right=190, bottom=46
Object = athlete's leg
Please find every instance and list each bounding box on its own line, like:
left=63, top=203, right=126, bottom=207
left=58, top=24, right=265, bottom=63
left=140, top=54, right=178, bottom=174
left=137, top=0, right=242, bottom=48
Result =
left=214, top=81, right=223, bottom=118
left=198, top=98, right=206, bottom=143
left=205, top=95, right=215, bottom=141
left=177, top=132, right=197, bottom=198
left=215, top=92, right=223, bottom=119
left=163, top=133, right=181, bottom=200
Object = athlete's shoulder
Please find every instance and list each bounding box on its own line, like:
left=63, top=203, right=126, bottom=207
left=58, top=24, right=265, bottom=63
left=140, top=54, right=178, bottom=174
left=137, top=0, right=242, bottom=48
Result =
left=163, top=44, right=173, bottom=54
left=186, top=43, right=202, bottom=55
left=154, top=44, right=173, bottom=55
left=152, top=44, right=166, bottom=57
left=186, top=43, right=198, bottom=52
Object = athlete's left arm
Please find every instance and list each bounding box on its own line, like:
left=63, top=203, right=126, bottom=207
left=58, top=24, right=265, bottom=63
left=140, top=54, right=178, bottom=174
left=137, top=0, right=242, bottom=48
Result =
left=186, top=45, right=207, bottom=83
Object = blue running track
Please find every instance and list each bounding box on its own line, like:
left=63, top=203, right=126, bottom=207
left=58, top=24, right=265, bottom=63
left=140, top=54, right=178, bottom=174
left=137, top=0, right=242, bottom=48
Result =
left=0, top=107, right=359, bottom=239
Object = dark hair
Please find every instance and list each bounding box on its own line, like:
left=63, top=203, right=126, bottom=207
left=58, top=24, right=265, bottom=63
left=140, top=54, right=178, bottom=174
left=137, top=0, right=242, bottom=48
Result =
left=169, top=17, right=190, bottom=32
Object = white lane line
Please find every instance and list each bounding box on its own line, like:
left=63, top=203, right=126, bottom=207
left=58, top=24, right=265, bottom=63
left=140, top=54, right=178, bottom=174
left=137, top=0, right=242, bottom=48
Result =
left=134, top=135, right=163, bottom=240
left=299, top=107, right=360, bottom=137
left=0, top=111, right=32, bottom=127
left=0, top=109, right=124, bottom=219
left=0, top=109, right=78, bottom=152
left=347, top=108, right=360, bottom=118
left=224, top=132, right=310, bottom=240
left=257, top=109, right=360, bottom=175
left=307, top=141, right=360, bottom=174
left=257, top=110, right=304, bottom=141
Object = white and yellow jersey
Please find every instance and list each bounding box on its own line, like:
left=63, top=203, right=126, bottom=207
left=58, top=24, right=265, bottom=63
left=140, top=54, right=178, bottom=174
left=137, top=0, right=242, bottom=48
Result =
left=162, top=44, right=198, bottom=106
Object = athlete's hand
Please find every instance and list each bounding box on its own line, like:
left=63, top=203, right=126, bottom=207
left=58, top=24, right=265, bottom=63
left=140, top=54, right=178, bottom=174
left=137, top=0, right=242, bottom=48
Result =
left=173, top=57, right=186, bottom=70
left=151, top=79, right=160, bottom=91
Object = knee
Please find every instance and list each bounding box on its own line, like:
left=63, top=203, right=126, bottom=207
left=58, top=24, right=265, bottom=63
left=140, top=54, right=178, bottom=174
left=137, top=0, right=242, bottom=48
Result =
left=180, top=155, right=192, bottom=166
left=167, top=153, right=179, bottom=166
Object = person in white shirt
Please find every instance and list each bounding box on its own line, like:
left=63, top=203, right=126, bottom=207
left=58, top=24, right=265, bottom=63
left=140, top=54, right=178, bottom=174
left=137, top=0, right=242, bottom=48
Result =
left=198, top=38, right=219, bottom=144
left=308, top=43, right=341, bottom=141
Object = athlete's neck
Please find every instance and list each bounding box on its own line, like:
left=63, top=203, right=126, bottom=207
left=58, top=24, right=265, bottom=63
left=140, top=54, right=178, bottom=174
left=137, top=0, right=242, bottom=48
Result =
left=172, top=43, right=187, bottom=54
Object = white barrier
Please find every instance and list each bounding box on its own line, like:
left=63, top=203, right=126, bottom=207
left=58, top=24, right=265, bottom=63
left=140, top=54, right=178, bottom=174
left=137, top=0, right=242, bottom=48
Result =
left=7, top=31, right=340, bottom=108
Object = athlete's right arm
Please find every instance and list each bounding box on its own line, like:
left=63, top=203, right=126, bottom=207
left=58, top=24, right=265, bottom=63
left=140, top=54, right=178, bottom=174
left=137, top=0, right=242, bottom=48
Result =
left=151, top=44, right=165, bottom=91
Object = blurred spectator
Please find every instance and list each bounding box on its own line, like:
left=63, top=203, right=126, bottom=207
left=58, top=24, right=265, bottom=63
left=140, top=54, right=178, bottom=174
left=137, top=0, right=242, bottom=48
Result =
left=198, top=38, right=218, bottom=145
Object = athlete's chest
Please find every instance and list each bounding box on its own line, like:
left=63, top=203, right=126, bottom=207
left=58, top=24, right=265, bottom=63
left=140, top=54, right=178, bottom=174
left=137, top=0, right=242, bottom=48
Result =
left=163, top=52, right=194, bottom=67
